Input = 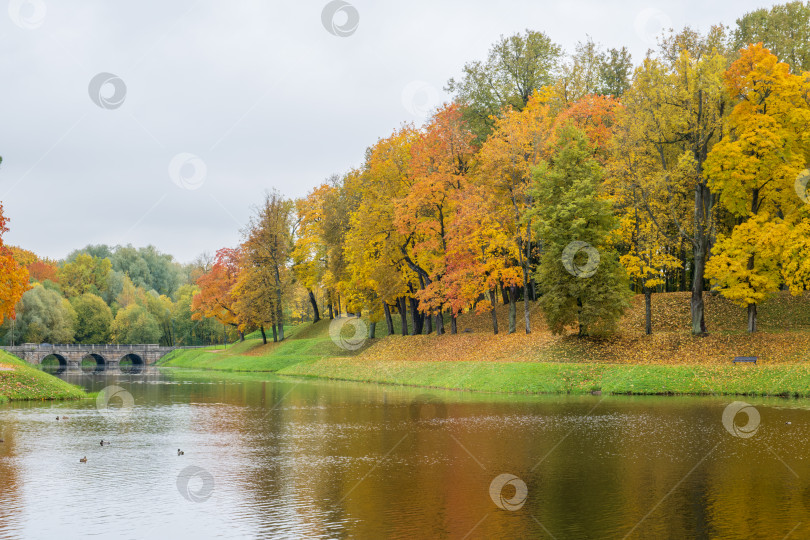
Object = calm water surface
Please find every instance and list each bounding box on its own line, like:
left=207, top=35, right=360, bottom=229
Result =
left=1, top=369, right=809, bottom=539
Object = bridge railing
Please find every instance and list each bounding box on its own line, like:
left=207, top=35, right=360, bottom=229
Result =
left=0, top=343, right=218, bottom=351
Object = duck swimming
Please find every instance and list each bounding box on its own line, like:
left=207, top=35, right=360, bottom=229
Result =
left=177, top=449, right=184, bottom=456
left=79, top=456, right=87, bottom=463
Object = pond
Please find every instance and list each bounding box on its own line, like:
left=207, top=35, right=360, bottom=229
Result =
left=0, top=369, right=808, bottom=538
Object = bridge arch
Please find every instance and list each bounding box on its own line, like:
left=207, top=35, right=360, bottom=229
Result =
left=39, top=353, right=67, bottom=374
left=81, top=353, right=106, bottom=372
left=119, top=353, right=144, bottom=374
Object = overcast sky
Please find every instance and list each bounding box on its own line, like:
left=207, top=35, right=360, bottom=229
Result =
left=0, top=0, right=770, bottom=263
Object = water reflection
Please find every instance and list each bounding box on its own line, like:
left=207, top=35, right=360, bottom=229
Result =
left=0, top=369, right=809, bottom=538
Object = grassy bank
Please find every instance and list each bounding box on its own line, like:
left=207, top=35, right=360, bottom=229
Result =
left=0, top=350, right=86, bottom=403
left=160, top=291, right=810, bottom=397
left=277, top=358, right=810, bottom=397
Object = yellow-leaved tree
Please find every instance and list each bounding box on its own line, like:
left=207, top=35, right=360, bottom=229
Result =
left=705, top=43, right=810, bottom=332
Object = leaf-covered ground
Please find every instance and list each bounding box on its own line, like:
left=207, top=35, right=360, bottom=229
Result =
left=164, top=291, right=810, bottom=396
left=0, top=350, right=86, bottom=403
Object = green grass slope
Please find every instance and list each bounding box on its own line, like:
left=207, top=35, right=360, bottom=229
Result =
left=0, top=350, right=86, bottom=403
left=160, top=321, right=364, bottom=371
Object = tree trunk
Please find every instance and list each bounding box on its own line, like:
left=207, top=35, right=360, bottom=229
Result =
left=273, top=264, right=285, bottom=341
left=644, top=289, right=652, bottom=336
left=383, top=302, right=394, bottom=336
left=691, top=241, right=707, bottom=335
left=747, top=303, right=757, bottom=333
left=425, top=311, right=433, bottom=334
left=436, top=311, right=444, bottom=335
left=328, top=292, right=334, bottom=319
left=523, top=221, right=532, bottom=334
left=508, top=285, right=517, bottom=334
left=369, top=321, right=376, bottom=339
left=398, top=297, right=409, bottom=336
left=450, top=312, right=457, bottom=334
left=238, top=330, right=245, bottom=342
left=501, top=286, right=510, bottom=305
left=260, top=325, right=267, bottom=344
left=271, top=324, right=278, bottom=343
left=690, top=180, right=712, bottom=335
left=336, top=295, right=341, bottom=318
left=488, top=289, right=499, bottom=335
left=409, top=297, right=423, bottom=335
left=308, top=289, right=321, bottom=323
left=523, top=268, right=532, bottom=334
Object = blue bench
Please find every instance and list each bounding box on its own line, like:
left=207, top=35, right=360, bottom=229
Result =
left=733, top=356, right=757, bottom=364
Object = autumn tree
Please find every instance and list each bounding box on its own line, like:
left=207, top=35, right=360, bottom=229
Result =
left=705, top=43, right=810, bottom=331
left=242, top=190, right=294, bottom=341
left=233, top=247, right=280, bottom=343
left=395, top=103, right=476, bottom=335
left=608, top=101, right=683, bottom=334
left=476, top=92, right=554, bottom=333
left=344, top=128, right=421, bottom=334
left=293, top=184, right=332, bottom=323
left=28, top=259, right=59, bottom=284
left=58, top=253, right=112, bottom=299
left=618, top=27, right=730, bottom=335
left=443, top=183, right=521, bottom=334
left=191, top=247, right=243, bottom=340
left=0, top=201, right=29, bottom=325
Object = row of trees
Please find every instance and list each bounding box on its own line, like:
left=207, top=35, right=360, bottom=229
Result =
left=193, top=3, right=810, bottom=339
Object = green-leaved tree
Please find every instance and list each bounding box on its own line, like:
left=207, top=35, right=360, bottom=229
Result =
left=531, top=125, right=631, bottom=336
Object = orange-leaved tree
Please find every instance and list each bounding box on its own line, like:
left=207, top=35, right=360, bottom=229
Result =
left=475, top=91, right=554, bottom=333
left=0, top=203, right=29, bottom=324
left=395, top=103, right=476, bottom=334
left=191, top=247, right=243, bottom=340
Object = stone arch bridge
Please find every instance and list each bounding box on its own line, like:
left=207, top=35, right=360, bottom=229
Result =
left=0, top=343, right=183, bottom=372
